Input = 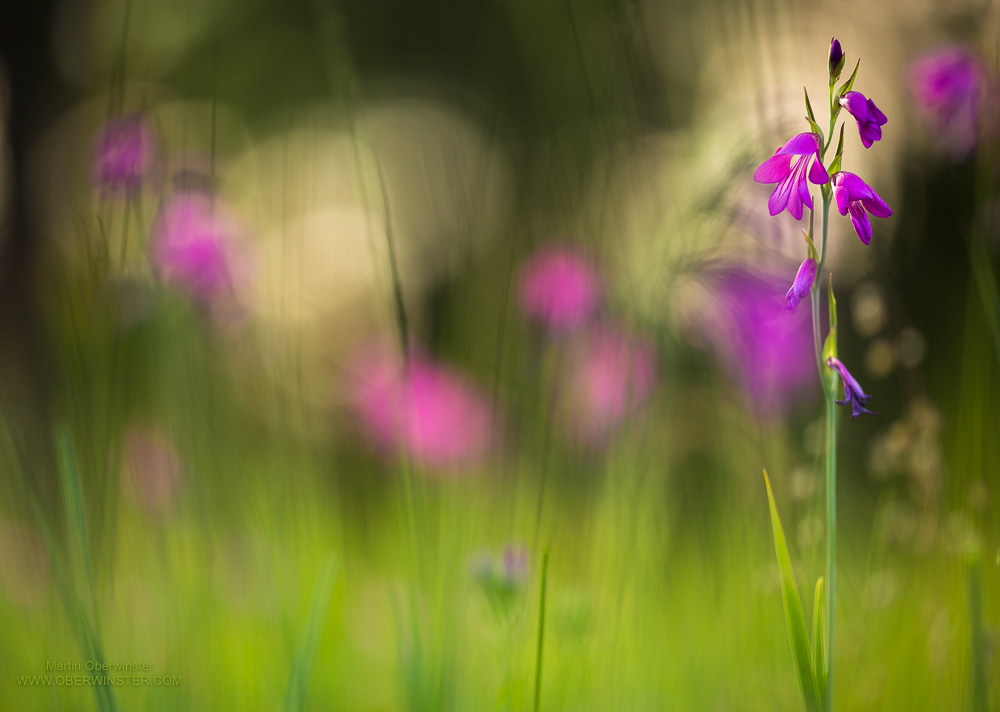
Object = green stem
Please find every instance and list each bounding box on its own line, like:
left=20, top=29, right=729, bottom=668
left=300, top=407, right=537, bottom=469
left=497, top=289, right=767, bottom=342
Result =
left=533, top=550, right=550, bottom=712
left=812, top=186, right=836, bottom=712
left=968, top=549, right=988, bottom=712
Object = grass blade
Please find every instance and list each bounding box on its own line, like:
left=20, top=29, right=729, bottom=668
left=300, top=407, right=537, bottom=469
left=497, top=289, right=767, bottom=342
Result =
left=811, top=577, right=826, bottom=698
left=533, top=549, right=550, bottom=712
left=282, top=555, right=339, bottom=712
left=763, top=470, right=821, bottom=712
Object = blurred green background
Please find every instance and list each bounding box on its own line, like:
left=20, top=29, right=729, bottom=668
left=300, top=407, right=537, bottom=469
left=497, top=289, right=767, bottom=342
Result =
left=0, top=0, right=998, bottom=710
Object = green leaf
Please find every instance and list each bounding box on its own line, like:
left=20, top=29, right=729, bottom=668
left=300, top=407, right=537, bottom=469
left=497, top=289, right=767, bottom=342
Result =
left=802, top=229, right=818, bottom=263
left=764, top=470, right=822, bottom=712
left=283, top=555, right=339, bottom=712
left=812, top=577, right=827, bottom=698
left=828, top=124, right=846, bottom=176
left=804, top=87, right=817, bottom=123
left=822, top=276, right=838, bottom=392
left=835, top=59, right=860, bottom=103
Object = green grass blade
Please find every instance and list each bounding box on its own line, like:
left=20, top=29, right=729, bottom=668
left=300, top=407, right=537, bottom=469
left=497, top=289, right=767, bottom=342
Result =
left=282, top=555, right=339, bottom=712
left=764, top=470, right=821, bottom=712
left=533, top=549, right=550, bottom=712
left=811, top=577, right=826, bottom=698
left=55, top=425, right=119, bottom=712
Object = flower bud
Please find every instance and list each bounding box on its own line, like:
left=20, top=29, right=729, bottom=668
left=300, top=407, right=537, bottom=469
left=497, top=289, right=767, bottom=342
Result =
left=829, top=38, right=845, bottom=83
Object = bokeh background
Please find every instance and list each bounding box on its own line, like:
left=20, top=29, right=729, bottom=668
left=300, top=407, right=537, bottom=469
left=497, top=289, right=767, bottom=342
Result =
left=0, top=0, right=998, bottom=710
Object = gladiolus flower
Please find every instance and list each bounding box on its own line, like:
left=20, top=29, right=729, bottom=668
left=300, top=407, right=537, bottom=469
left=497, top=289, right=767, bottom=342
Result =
left=753, top=133, right=830, bottom=220
left=518, top=245, right=600, bottom=333
left=785, top=258, right=816, bottom=312
left=92, top=112, right=157, bottom=194
left=558, top=326, right=656, bottom=445
left=150, top=192, right=253, bottom=314
left=348, top=342, right=494, bottom=471
left=909, top=45, right=999, bottom=159
left=832, top=172, right=892, bottom=245
left=839, top=91, right=887, bottom=148
left=825, top=356, right=876, bottom=418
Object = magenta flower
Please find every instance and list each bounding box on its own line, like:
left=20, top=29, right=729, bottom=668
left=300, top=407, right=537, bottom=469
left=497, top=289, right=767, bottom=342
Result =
left=825, top=357, right=875, bottom=418
left=753, top=133, right=830, bottom=220
left=785, top=258, right=816, bottom=312
left=348, top=342, right=494, bottom=471
left=559, top=326, right=656, bottom=445
left=832, top=172, right=892, bottom=245
left=518, top=245, right=600, bottom=333
left=839, top=91, right=887, bottom=148
left=92, top=112, right=157, bottom=194
left=693, top=268, right=816, bottom=418
left=909, top=45, right=999, bottom=159
left=150, top=192, right=253, bottom=311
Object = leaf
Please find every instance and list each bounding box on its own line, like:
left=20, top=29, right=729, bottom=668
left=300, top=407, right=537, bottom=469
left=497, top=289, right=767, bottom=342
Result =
left=804, top=87, right=817, bottom=123
left=283, top=555, right=339, bottom=712
left=822, top=276, right=838, bottom=390
left=835, top=59, right=861, bottom=102
left=812, top=577, right=827, bottom=698
left=828, top=124, right=846, bottom=176
left=802, top=229, right=818, bottom=263
left=764, top=470, right=822, bottom=712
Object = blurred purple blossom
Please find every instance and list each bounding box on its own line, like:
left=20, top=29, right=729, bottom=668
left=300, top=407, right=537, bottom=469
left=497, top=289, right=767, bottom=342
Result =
left=832, top=171, right=892, bottom=245
left=695, top=268, right=817, bottom=418
left=753, top=133, right=829, bottom=220
left=518, top=244, right=601, bottom=333
left=909, top=45, right=999, bottom=159
left=559, top=325, right=656, bottom=445
left=92, top=112, right=157, bottom=195
left=150, top=192, right=253, bottom=316
left=785, top=258, right=816, bottom=312
left=826, top=357, right=876, bottom=418
left=121, top=428, right=184, bottom=515
left=839, top=91, right=887, bottom=149
left=348, top=341, right=494, bottom=472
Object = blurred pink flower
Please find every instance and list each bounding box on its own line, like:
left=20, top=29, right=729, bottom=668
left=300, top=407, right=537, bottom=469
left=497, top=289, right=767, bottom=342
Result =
left=92, top=112, right=157, bottom=195
left=150, top=192, right=253, bottom=316
left=348, top=342, right=494, bottom=472
left=121, top=428, right=184, bottom=515
left=909, top=45, right=999, bottom=159
left=559, top=325, right=657, bottom=445
left=518, top=245, right=600, bottom=333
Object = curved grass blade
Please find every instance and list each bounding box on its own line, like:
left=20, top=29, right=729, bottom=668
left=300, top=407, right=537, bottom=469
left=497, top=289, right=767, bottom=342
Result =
left=764, top=470, right=821, bottom=712
left=282, top=555, right=339, bottom=712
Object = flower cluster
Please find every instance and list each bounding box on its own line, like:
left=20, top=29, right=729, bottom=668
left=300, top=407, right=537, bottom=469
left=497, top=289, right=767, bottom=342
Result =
left=518, top=243, right=657, bottom=445
left=752, top=38, right=885, bottom=417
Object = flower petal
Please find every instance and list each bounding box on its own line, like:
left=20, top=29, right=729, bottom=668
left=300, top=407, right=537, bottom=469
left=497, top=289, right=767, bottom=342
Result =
left=840, top=91, right=871, bottom=122
left=867, top=98, right=888, bottom=126
left=768, top=176, right=793, bottom=216
left=848, top=202, right=873, bottom=244
left=861, top=188, right=892, bottom=218
left=777, top=132, right=822, bottom=156
left=754, top=153, right=792, bottom=184
left=808, top=157, right=829, bottom=185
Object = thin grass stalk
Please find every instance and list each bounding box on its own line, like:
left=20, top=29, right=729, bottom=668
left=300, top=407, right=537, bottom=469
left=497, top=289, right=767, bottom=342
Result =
left=968, top=549, right=988, bottom=712
left=282, top=555, right=338, bottom=712
left=533, top=549, right=550, bottom=712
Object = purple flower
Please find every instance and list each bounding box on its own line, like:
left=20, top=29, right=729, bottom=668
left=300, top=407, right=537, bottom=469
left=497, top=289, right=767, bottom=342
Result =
left=92, top=112, right=157, bottom=195
left=150, top=192, right=254, bottom=315
left=832, top=172, right=892, bottom=245
left=559, top=326, right=657, bottom=446
left=829, top=38, right=845, bottom=78
left=753, top=133, right=830, bottom=220
left=518, top=245, right=600, bottom=333
left=691, top=268, right=816, bottom=418
left=785, top=258, right=816, bottom=312
left=839, top=91, right=887, bottom=148
left=825, top=357, right=876, bottom=418
left=348, top=341, right=494, bottom=472
left=909, top=45, right=999, bottom=159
